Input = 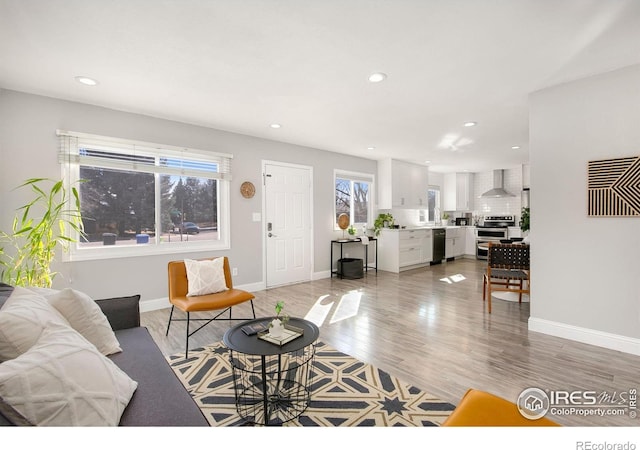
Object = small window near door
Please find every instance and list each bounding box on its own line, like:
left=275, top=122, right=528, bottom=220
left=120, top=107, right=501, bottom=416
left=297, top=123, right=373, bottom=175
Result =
left=334, top=170, right=374, bottom=229
left=428, top=186, right=441, bottom=222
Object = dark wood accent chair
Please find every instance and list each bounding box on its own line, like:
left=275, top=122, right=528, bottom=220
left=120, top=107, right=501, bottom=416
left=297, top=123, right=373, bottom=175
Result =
left=483, top=242, right=530, bottom=313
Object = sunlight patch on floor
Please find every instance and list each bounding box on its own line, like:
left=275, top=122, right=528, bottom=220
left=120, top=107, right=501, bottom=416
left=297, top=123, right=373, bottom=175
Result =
left=303, top=294, right=333, bottom=327
left=440, top=273, right=466, bottom=284
left=330, top=290, right=362, bottom=324
left=303, top=289, right=363, bottom=326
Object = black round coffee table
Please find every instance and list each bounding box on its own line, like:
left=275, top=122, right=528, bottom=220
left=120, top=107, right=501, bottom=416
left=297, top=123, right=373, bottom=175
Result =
left=223, top=317, right=319, bottom=425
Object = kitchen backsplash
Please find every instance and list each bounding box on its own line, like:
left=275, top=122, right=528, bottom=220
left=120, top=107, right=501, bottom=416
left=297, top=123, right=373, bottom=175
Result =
left=385, top=209, right=426, bottom=227
left=472, top=167, right=523, bottom=218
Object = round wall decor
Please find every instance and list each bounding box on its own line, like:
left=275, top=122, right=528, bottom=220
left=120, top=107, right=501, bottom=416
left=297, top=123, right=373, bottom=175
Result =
left=240, top=181, right=255, bottom=198
left=337, top=213, right=350, bottom=230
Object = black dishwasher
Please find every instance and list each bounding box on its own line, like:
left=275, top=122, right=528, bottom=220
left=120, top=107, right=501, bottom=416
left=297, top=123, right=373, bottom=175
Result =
left=431, top=228, right=446, bottom=265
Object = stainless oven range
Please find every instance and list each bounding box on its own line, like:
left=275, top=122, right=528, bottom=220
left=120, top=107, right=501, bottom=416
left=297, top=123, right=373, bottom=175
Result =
left=476, top=215, right=516, bottom=260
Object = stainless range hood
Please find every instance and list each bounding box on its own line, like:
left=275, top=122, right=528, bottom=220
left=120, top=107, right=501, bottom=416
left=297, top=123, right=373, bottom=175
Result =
left=480, top=169, right=515, bottom=198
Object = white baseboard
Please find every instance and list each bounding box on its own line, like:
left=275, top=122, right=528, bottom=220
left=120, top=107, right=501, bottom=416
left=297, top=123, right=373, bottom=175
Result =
left=140, top=296, right=170, bottom=313
left=528, top=317, right=640, bottom=356
left=237, top=281, right=266, bottom=293
left=313, top=270, right=331, bottom=280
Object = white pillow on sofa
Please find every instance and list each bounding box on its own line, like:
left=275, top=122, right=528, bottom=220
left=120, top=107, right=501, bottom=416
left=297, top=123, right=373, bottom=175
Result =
left=185, top=258, right=228, bottom=296
left=47, top=288, right=122, bottom=356
left=0, top=287, right=70, bottom=362
left=0, top=321, right=138, bottom=426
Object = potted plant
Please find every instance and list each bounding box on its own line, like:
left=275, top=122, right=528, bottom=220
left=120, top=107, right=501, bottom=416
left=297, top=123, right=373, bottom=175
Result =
left=0, top=178, right=83, bottom=288
left=520, top=207, right=530, bottom=233
left=347, top=225, right=357, bottom=237
left=373, top=213, right=394, bottom=237
left=442, top=212, right=450, bottom=225
left=269, top=300, right=290, bottom=338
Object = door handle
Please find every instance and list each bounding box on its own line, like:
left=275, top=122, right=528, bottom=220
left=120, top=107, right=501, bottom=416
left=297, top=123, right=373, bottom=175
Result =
left=268, top=232, right=277, bottom=237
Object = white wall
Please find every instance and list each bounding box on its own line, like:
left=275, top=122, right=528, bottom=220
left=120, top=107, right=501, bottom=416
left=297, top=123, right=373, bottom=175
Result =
left=0, top=90, right=377, bottom=307
left=528, top=64, right=640, bottom=355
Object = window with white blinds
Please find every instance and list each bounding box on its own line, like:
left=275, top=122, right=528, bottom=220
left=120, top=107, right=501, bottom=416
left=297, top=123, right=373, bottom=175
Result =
left=58, top=130, right=231, bottom=259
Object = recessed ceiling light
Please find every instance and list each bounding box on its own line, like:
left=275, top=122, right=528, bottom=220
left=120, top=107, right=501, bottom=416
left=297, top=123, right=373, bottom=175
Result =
left=425, top=160, right=431, bottom=164
left=270, top=123, right=281, bottom=129
left=368, top=72, right=387, bottom=83
left=74, top=76, right=98, bottom=86
left=512, top=145, right=521, bottom=150
left=463, top=121, right=477, bottom=127
left=367, top=146, right=375, bottom=150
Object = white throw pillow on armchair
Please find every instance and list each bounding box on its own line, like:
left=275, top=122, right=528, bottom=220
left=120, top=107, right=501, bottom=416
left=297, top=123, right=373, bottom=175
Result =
left=184, top=258, right=228, bottom=296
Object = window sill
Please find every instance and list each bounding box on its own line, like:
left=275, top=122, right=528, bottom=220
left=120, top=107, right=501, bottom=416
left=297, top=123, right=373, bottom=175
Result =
left=63, top=240, right=230, bottom=262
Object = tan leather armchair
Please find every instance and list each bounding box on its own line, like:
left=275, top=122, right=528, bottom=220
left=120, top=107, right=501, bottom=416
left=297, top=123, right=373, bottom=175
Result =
left=166, top=257, right=255, bottom=358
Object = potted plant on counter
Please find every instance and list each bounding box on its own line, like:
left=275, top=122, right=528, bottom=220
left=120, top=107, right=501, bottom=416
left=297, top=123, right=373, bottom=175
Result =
left=520, top=207, right=530, bottom=234
left=373, top=213, right=394, bottom=237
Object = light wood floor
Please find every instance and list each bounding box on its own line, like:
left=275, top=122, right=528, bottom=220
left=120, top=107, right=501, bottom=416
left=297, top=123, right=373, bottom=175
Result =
left=141, top=258, right=640, bottom=426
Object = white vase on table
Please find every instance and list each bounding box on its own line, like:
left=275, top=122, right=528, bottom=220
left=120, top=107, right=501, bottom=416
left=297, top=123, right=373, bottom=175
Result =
left=270, top=318, right=284, bottom=338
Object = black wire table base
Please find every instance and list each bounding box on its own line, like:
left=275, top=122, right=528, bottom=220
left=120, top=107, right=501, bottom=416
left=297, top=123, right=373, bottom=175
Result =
left=229, top=344, right=316, bottom=425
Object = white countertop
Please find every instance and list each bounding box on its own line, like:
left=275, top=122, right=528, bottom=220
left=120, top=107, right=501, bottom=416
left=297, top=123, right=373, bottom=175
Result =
left=382, top=225, right=476, bottom=231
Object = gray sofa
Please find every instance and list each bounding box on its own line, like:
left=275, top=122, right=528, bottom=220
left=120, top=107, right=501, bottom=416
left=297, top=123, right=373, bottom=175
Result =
left=0, top=283, right=208, bottom=426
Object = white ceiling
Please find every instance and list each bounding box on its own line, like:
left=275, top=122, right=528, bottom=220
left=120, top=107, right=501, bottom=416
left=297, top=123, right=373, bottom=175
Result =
left=2, top=0, right=640, bottom=173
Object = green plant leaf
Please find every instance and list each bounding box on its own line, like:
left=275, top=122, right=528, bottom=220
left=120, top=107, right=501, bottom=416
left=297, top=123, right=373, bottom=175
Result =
left=275, top=300, right=285, bottom=316
left=0, top=178, right=83, bottom=287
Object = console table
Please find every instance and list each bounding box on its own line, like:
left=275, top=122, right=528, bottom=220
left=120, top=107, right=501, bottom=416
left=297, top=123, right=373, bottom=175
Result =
left=330, top=237, right=377, bottom=278
left=223, top=317, right=319, bottom=426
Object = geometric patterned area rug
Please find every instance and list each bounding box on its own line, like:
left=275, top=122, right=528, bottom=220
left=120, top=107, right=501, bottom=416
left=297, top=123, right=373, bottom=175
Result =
left=167, top=341, right=456, bottom=426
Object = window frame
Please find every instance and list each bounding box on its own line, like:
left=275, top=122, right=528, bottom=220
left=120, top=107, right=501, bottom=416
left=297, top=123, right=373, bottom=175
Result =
left=333, top=169, right=375, bottom=230
left=58, top=130, right=232, bottom=261
left=427, top=185, right=441, bottom=223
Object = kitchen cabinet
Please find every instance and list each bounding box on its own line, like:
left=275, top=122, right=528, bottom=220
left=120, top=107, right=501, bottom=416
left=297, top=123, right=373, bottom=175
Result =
left=445, top=237, right=454, bottom=259
left=391, top=160, right=411, bottom=208
left=445, top=227, right=465, bottom=259
left=508, top=227, right=522, bottom=239
left=443, top=172, right=474, bottom=211
left=378, top=158, right=429, bottom=209
left=421, top=231, right=433, bottom=262
left=378, top=228, right=432, bottom=273
left=464, top=226, right=477, bottom=255
left=522, top=164, right=530, bottom=189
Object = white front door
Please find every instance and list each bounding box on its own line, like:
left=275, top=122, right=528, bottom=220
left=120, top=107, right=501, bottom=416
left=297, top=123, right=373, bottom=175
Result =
left=264, top=162, right=312, bottom=287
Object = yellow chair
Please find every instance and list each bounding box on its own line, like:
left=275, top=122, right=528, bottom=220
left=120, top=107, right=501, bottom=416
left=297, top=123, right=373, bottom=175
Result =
left=166, top=256, right=255, bottom=358
left=442, top=389, right=560, bottom=426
